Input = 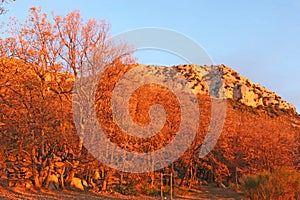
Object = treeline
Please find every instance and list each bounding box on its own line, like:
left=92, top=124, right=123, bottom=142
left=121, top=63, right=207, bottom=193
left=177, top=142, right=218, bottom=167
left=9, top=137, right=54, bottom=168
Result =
left=0, top=56, right=299, bottom=193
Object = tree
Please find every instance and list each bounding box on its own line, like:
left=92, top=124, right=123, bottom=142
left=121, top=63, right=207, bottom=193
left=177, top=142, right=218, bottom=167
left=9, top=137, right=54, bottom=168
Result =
left=1, top=7, right=135, bottom=190
left=0, top=0, right=15, bottom=15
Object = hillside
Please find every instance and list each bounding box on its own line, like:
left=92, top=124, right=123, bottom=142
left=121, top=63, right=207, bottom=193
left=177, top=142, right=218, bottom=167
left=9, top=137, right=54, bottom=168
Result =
left=0, top=58, right=299, bottom=199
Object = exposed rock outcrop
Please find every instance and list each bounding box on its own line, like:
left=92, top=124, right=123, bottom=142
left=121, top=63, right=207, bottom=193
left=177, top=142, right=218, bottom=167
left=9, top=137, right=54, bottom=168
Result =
left=133, top=64, right=296, bottom=114
left=175, top=64, right=296, bottom=114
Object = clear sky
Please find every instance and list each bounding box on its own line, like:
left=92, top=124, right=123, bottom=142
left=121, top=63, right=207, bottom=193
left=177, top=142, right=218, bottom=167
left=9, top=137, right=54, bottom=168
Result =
left=1, top=0, right=300, bottom=112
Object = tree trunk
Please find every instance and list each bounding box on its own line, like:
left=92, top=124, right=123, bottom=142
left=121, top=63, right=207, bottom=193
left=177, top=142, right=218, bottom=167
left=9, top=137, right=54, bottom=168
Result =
left=119, top=172, right=123, bottom=186
left=32, top=167, right=41, bottom=189
left=179, top=169, right=187, bottom=186
left=102, top=169, right=108, bottom=191
left=188, top=166, right=193, bottom=189
left=151, top=171, right=155, bottom=187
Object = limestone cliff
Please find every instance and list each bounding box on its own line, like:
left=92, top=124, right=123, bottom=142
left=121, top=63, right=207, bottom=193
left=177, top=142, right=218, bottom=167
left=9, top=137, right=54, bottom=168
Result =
left=173, top=64, right=296, bottom=114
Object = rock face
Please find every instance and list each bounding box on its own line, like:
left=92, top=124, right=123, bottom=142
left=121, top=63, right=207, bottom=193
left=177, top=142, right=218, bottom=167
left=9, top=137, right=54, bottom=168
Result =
left=122, top=64, right=296, bottom=114
left=174, top=64, right=296, bottom=114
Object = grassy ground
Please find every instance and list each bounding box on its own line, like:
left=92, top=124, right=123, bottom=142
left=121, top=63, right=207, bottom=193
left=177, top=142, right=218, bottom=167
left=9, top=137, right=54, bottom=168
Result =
left=0, top=179, right=248, bottom=200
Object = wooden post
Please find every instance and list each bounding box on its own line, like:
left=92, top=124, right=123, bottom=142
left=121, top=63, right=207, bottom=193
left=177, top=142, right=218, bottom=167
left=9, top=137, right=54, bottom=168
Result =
left=161, top=173, right=163, bottom=200
left=151, top=154, right=155, bottom=186
left=161, top=172, right=173, bottom=200
left=170, top=173, right=173, bottom=200
left=235, top=167, right=238, bottom=185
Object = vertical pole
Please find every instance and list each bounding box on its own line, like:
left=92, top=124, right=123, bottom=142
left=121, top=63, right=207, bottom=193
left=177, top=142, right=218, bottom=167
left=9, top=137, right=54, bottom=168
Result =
left=161, top=173, right=163, bottom=200
left=170, top=173, right=173, bottom=200
left=151, top=155, right=154, bottom=186
left=235, top=167, right=238, bottom=185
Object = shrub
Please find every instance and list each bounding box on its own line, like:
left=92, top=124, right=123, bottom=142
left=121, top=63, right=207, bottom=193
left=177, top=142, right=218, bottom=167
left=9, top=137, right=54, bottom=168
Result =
left=173, top=186, right=189, bottom=196
left=118, top=181, right=137, bottom=196
left=229, top=182, right=240, bottom=192
left=240, top=168, right=300, bottom=199
left=142, top=185, right=160, bottom=196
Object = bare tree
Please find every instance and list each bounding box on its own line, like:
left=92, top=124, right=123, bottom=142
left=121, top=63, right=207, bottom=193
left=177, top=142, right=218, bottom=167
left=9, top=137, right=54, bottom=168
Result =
left=0, top=0, right=15, bottom=15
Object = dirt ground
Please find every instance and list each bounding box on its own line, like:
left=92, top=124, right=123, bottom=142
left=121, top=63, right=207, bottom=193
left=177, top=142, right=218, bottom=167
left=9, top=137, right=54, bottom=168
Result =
left=0, top=179, right=248, bottom=200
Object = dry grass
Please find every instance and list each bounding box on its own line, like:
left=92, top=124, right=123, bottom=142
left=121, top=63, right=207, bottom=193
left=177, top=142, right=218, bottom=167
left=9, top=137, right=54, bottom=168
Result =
left=241, top=168, right=300, bottom=200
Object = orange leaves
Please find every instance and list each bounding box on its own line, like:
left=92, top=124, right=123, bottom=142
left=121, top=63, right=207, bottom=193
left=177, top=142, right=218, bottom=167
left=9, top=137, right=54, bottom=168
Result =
left=2, top=7, right=135, bottom=77
left=29, top=7, right=36, bottom=11
left=0, top=5, right=138, bottom=192
left=0, top=6, right=136, bottom=190
left=0, top=7, right=135, bottom=155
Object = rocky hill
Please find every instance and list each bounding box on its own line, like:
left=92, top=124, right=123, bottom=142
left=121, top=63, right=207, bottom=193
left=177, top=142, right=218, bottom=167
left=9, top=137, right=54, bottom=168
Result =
left=0, top=58, right=299, bottom=197
left=96, top=62, right=299, bottom=170
left=176, top=64, right=296, bottom=114
left=125, top=64, right=297, bottom=116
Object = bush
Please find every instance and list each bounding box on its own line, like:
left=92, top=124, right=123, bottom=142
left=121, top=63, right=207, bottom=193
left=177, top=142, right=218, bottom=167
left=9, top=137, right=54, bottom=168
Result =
left=240, top=168, right=300, bottom=199
left=173, top=186, right=189, bottom=196
left=118, top=181, right=137, bottom=196
left=142, top=185, right=160, bottom=196
left=229, top=182, right=240, bottom=192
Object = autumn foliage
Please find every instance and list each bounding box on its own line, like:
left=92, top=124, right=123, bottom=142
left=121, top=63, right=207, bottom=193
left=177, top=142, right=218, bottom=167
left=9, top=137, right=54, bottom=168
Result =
left=0, top=7, right=299, bottom=198
left=241, top=168, right=300, bottom=199
left=0, top=7, right=134, bottom=191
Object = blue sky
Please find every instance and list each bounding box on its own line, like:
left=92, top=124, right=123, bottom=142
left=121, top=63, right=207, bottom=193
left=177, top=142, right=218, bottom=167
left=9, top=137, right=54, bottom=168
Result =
left=1, top=0, right=300, bottom=112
